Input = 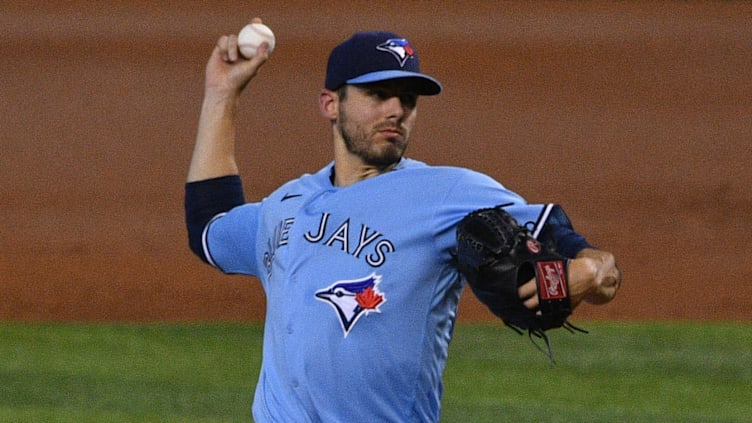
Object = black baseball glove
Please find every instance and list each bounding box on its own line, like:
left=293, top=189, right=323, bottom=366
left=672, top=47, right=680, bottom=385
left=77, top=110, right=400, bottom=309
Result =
left=456, top=205, right=585, bottom=361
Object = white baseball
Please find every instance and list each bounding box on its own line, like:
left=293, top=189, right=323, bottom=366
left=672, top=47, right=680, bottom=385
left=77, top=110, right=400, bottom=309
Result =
left=237, top=23, right=276, bottom=58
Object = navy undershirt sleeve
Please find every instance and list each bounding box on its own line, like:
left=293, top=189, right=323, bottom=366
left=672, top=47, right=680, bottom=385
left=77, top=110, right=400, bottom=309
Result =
left=538, top=204, right=594, bottom=258
left=184, top=175, right=245, bottom=263
left=548, top=224, right=593, bottom=258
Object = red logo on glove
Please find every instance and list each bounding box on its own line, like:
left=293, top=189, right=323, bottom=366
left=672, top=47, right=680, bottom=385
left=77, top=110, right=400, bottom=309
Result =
left=536, top=261, right=568, bottom=300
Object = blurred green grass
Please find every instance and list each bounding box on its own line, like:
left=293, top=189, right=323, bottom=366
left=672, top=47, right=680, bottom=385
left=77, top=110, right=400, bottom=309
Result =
left=442, top=321, right=752, bottom=422
left=1, top=321, right=750, bottom=422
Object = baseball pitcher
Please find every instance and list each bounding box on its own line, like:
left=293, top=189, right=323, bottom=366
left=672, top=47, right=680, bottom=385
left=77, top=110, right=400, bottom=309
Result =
left=185, top=18, right=621, bottom=422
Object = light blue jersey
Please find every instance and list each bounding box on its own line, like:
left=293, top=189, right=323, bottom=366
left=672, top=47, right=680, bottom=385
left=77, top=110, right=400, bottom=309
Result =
left=203, top=158, right=551, bottom=422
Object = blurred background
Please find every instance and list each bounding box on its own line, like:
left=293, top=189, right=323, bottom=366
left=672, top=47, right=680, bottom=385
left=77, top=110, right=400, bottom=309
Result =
left=2, top=1, right=750, bottom=322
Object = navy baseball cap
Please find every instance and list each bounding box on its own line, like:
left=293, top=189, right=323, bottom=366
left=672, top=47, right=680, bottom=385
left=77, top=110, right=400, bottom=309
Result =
left=325, top=31, right=442, bottom=95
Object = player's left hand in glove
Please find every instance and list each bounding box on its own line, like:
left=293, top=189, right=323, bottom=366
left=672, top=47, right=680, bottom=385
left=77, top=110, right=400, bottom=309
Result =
left=456, top=205, right=586, bottom=362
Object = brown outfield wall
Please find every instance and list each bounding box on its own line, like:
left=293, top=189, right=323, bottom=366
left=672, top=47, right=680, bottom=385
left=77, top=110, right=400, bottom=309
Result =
left=1, top=1, right=751, bottom=322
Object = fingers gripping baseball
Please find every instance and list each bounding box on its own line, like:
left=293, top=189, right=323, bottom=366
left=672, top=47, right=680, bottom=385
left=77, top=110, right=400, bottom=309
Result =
left=204, top=18, right=272, bottom=95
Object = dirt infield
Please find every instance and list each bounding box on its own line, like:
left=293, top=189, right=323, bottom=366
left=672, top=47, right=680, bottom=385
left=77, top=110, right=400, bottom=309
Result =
left=2, top=2, right=751, bottom=322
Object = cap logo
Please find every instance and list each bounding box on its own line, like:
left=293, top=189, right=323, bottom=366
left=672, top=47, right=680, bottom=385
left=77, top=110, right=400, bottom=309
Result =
left=376, top=38, right=415, bottom=67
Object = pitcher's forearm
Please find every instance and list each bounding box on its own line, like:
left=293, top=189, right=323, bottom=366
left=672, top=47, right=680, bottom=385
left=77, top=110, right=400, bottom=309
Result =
left=187, top=93, right=241, bottom=182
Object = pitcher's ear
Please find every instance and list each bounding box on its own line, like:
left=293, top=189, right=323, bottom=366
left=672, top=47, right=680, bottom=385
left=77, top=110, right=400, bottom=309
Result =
left=319, top=89, right=338, bottom=120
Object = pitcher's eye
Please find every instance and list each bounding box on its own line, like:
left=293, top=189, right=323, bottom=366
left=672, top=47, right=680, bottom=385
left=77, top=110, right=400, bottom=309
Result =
left=399, top=93, right=418, bottom=108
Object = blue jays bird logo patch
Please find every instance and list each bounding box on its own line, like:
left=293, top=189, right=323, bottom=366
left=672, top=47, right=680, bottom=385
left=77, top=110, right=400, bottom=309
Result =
left=315, top=273, right=386, bottom=337
left=376, top=38, right=415, bottom=67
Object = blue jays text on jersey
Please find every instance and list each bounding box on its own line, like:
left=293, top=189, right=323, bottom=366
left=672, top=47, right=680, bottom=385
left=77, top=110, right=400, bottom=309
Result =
left=264, top=213, right=396, bottom=276
left=263, top=217, right=294, bottom=275
left=202, top=158, right=559, bottom=422
left=303, top=213, right=395, bottom=266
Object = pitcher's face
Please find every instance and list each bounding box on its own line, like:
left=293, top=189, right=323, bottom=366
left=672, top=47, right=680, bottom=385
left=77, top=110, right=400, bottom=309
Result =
left=335, top=81, right=419, bottom=167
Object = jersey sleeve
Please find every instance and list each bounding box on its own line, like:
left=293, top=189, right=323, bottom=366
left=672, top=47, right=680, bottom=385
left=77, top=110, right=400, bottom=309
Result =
left=430, top=169, right=592, bottom=261
left=203, top=202, right=262, bottom=276
left=431, top=169, right=527, bottom=260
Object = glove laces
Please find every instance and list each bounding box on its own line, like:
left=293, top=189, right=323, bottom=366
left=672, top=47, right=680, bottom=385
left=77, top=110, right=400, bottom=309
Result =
left=510, top=321, right=588, bottom=365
